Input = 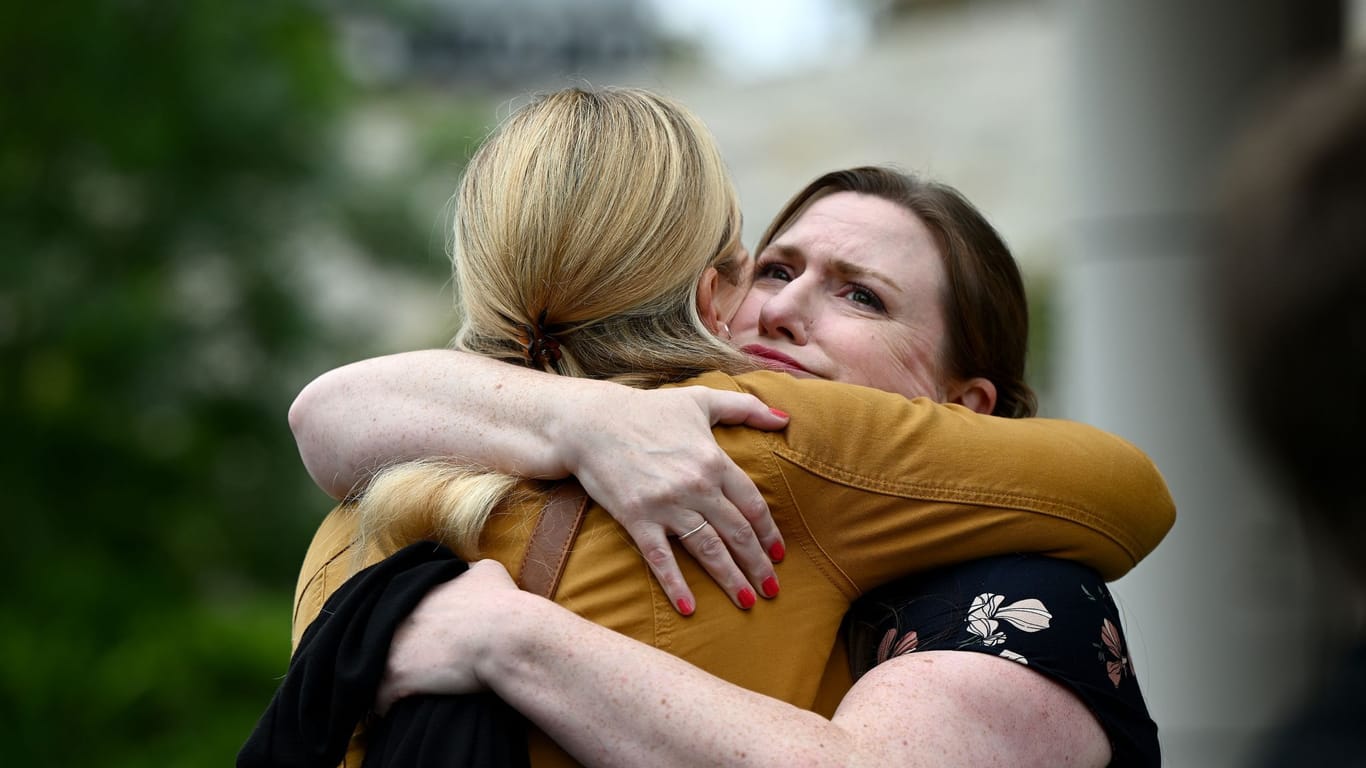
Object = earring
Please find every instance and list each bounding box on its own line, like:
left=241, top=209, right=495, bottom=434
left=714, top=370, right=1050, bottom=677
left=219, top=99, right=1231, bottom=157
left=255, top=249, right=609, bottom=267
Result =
left=720, top=322, right=732, bottom=339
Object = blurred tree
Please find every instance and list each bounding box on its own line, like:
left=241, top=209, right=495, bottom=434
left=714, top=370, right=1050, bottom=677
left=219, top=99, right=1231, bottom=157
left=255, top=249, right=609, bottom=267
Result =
left=0, top=1, right=477, bottom=764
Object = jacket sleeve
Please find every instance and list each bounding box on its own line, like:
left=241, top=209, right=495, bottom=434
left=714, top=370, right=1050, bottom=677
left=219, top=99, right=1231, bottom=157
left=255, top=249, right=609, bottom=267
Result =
left=722, top=373, right=1175, bottom=594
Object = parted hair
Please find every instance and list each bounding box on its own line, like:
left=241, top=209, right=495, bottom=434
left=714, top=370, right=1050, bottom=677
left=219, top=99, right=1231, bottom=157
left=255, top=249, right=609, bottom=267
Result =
left=756, top=166, right=1038, bottom=418
left=356, top=87, right=754, bottom=558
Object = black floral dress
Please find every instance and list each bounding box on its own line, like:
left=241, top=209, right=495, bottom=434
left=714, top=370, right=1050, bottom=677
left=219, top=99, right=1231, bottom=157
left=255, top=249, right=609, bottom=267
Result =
left=845, top=554, right=1158, bottom=767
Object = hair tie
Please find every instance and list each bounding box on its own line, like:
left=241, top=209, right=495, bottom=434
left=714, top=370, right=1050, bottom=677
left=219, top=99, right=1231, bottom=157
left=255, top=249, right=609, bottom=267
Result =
left=514, top=309, right=563, bottom=369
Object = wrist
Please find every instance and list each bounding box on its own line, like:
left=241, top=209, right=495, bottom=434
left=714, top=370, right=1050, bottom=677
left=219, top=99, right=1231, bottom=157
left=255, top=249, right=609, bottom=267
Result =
left=543, top=377, right=619, bottom=478
left=475, top=591, right=569, bottom=688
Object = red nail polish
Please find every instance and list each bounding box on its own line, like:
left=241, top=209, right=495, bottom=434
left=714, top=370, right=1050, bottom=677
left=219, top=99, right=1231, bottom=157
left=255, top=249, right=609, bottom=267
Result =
left=677, top=597, right=694, bottom=616
left=738, top=588, right=756, bottom=609
left=769, top=407, right=790, bottom=419
left=761, top=576, right=779, bottom=598
left=768, top=541, right=785, bottom=562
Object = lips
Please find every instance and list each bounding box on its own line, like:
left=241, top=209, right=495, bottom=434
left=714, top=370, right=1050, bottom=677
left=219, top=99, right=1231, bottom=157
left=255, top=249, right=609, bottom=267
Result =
left=741, top=344, right=810, bottom=375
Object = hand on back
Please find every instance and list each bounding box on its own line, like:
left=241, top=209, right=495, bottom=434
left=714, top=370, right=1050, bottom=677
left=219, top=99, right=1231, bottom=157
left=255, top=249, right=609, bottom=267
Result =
left=378, top=559, right=521, bottom=712
left=557, top=384, right=789, bottom=615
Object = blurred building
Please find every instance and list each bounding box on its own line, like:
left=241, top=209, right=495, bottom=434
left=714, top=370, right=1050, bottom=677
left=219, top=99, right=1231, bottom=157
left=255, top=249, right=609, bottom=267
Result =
left=338, top=0, right=659, bottom=90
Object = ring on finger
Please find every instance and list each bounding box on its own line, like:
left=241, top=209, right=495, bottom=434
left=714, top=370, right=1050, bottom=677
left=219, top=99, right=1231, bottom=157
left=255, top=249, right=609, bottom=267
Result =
left=677, top=521, right=708, bottom=541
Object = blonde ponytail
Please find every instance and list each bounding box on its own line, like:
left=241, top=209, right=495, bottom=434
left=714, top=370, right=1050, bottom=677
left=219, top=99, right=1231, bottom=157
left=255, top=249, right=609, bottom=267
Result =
left=354, top=87, right=752, bottom=562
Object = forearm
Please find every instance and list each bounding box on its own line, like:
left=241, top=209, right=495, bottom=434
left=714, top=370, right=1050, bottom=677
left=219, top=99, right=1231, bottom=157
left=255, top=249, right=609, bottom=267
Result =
left=289, top=349, right=605, bottom=498
left=480, top=597, right=868, bottom=768
left=384, top=563, right=1109, bottom=768
left=477, top=597, right=1106, bottom=768
left=291, top=357, right=787, bottom=609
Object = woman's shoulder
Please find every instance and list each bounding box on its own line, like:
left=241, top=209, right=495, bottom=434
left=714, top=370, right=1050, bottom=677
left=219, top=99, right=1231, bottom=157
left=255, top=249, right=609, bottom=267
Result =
left=681, top=370, right=987, bottom=462
left=681, top=370, right=934, bottom=414
left=846, top=555, right=1161, bottom=767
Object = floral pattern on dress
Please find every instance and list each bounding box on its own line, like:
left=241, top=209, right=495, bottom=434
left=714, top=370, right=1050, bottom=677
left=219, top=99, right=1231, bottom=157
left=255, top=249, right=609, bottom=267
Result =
left=962, top=592, right=1052, bottom=664
left=1100, top=617, right=1132, bottom=687
left=875, top=628, right=919, bottom=664
left=843, top=557, right=1160, bottom=766
left=1082, top=583, right=1135, bottom=688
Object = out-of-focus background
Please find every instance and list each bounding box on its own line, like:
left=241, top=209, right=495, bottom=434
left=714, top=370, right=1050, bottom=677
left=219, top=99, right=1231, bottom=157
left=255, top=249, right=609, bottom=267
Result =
left=3, top=0, right=1361, bottom=765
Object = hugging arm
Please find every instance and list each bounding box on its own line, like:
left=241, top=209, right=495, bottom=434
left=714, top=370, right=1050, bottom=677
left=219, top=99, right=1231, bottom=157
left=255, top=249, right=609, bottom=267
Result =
left=289, top=349, right=789, bottom=612
left=382, top=560, right=1112, bottom=768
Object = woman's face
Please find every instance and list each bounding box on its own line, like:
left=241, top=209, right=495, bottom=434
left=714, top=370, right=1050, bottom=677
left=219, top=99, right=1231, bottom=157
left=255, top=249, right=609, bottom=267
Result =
left=727, top=191, right=952, bottom=402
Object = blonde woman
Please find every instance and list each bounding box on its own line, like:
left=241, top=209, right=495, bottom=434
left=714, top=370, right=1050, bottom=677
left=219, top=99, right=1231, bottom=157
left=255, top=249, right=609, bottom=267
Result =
left=287, top=88, right=1173, bottom=766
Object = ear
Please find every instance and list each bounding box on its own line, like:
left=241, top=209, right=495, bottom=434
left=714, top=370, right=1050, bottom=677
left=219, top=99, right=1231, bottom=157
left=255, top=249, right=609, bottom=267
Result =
left=695, top=266, right=723, bottom=333
left=948, top=376, right=997, bottom=415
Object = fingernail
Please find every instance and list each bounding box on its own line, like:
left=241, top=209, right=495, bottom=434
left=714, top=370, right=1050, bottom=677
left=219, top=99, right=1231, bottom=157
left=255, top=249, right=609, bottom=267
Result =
left=769, top=407, right=789, bottom=419
left=737, top=588, right=756, bottom=609
left=677, top=597, right=694, bottom=616
left=761, top=576, right=779, bottom=598
left=768, top=541, right=785, bottom=562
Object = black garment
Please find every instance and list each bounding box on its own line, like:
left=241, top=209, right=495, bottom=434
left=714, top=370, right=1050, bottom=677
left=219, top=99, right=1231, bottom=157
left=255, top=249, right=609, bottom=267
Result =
left=845, top=555, right=1159, bottom=767
left=238, top=541, right=529, bottom=768
left=1256, top=641, right=1366, bottom=767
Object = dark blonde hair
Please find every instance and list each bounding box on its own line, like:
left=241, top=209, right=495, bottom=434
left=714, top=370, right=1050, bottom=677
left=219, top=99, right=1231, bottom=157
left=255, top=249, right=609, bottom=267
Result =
left=358, top=87, right=753, bottom=556
left=451, top=86, right=750, bottom=386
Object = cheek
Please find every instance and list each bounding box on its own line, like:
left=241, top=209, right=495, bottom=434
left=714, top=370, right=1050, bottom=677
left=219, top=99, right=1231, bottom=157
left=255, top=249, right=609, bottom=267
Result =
left=819, top=331, right=893, bottom=390
left=729, top=292, right=765, bottom=335
left=715, top=282, right=747, bottom=323
left=865, top=334, right=945, bottom=401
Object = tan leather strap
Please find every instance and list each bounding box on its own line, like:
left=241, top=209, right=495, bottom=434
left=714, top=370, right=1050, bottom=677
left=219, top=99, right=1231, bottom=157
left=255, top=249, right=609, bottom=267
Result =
left=517, top=480, right=589, bottom=599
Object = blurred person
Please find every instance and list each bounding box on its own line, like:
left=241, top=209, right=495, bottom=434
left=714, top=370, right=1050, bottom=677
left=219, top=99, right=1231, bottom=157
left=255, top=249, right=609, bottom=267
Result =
left=264, top=89, right=1173, bottom=767
left=1215, top=57, right=1366, bottom=766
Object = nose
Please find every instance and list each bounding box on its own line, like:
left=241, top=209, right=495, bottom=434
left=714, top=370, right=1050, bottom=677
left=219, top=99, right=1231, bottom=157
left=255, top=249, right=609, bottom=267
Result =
left=757, top=281, right=810, bottom=344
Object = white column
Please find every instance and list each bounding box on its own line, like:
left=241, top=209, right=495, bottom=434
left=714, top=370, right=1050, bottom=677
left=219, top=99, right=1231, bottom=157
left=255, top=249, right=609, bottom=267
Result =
left=1057, top=1, right=1339, bottom=765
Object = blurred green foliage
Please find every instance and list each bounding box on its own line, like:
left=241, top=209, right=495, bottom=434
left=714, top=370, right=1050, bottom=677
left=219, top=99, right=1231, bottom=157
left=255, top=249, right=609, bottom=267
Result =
left=0, top=1, right=484, bottom=764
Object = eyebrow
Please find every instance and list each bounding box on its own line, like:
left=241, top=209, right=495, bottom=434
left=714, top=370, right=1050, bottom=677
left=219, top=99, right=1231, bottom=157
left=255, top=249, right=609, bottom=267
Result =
left=830, top=258, right=902, bottom=292
left=766, top=244, right=903, bottom=292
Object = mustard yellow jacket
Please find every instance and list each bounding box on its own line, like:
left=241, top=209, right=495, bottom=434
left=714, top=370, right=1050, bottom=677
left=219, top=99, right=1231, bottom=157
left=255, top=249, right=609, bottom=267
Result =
left=293, top=370, right=1175, bottom=767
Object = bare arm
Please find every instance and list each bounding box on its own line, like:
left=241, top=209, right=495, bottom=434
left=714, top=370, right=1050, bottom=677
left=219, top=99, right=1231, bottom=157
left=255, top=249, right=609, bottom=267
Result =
left=381, top=561, right=1110, bottom=768
left=289, top=350, right=581, bottom=499
left=292, top=349, right=786, bottom=500
left=288, top=349, right=790, bottom=612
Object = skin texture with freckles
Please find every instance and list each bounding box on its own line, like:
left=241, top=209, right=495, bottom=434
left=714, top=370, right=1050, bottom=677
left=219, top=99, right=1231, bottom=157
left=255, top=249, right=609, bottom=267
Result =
left=728, top=192, right=953, bottom=402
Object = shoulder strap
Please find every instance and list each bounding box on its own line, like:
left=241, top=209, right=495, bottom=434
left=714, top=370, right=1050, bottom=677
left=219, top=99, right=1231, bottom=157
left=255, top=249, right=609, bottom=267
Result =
left=517, top=480, right=589, bottom=600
